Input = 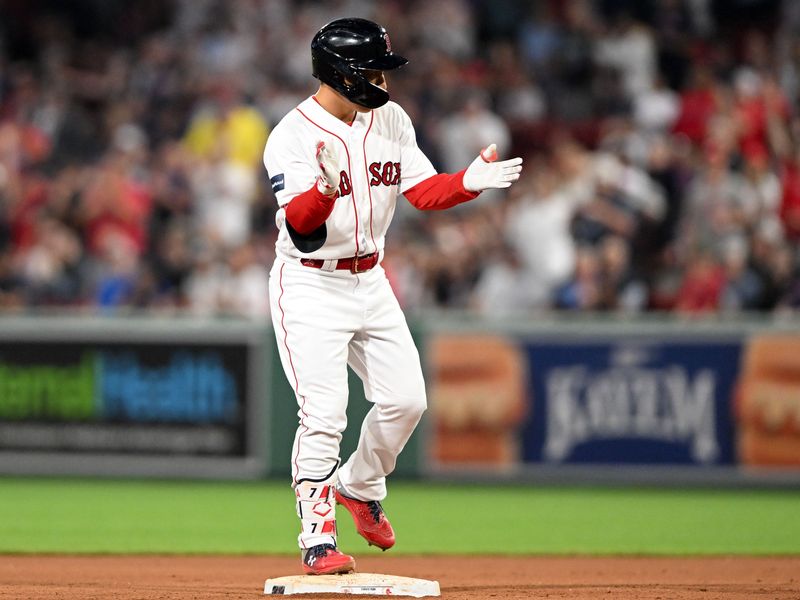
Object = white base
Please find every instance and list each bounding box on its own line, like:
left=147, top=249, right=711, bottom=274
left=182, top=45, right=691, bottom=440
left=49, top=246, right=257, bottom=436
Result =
left=264, top=573, right=440, bottom=597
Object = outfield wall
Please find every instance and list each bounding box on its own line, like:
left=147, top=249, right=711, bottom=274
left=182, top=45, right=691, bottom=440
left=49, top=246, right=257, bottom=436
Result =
left=0, top=314, right=798, bottom=485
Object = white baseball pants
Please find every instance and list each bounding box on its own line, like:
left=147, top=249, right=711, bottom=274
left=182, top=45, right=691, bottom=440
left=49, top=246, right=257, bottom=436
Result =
left=269, top=257, right=427, bottom=549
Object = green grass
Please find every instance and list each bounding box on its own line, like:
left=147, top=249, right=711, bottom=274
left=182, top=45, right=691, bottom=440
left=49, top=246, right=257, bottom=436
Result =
left=0, top=478, right=798, bottom=555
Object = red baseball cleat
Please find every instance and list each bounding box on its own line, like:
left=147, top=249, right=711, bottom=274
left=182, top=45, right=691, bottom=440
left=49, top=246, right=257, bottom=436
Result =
left=335, top=489, right=396, bottom=550
left=302, top=544, right=356, bottom=575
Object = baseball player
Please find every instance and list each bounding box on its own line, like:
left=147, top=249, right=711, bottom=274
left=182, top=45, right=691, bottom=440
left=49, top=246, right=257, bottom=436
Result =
left=264, top=17, right=523, bottom=575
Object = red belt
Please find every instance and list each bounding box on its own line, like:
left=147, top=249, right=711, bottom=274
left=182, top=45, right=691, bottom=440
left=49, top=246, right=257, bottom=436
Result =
left=300, top=252, right=379, bottom=274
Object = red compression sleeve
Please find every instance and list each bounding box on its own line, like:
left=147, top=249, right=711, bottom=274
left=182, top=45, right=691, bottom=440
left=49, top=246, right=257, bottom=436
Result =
left=284, top=184, right=338, bottom=234
left=403, top=169, right=480, bottom=210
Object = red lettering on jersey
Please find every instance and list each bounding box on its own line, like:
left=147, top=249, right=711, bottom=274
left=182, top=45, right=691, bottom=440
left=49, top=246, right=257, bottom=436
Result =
left=381, top=162, right=395, bottom=186
left=339, top=170, right=352, bottom=196
left=368, top=162, right=382, bottom=186
left=368, top=162, right=402, bottom=187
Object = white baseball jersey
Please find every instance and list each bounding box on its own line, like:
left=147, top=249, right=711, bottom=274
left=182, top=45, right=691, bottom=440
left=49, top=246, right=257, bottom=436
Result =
left=264, top=96, right=437, bottom=261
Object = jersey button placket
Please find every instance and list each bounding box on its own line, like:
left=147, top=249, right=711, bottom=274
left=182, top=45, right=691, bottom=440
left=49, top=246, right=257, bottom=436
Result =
left=351, top=129, right=369, bottom=256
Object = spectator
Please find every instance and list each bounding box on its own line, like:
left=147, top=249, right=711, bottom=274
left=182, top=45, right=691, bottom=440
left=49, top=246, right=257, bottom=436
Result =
left=674, top=251, right=726, bottom=314
left=597, top=234, right=648, bottom=311
left=15, top=216, right=82, bottom=305
left=471, top=243, right=531, bottom=315
left=719, top=235, right=765, bottom=310
left=216, top=242, right=269, bottom=318
left=92, top=228, right=141, bottom=309
left=594, top=13, right=657, bottom=97
left=555, top=245, right=603, bottom=310
left=505, top=165, right=582, bottom=307
left=437, top=89, right=511, bottom=175
left=184, top=245, right=227, bottom=317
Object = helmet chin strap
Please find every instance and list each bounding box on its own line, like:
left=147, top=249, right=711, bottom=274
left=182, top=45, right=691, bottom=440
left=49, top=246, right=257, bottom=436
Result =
left=316, top=67, right=390, bottom=112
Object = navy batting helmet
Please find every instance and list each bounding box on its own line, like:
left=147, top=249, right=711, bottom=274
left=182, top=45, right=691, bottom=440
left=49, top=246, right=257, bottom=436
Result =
left=311, top=18, right=407, bottom=109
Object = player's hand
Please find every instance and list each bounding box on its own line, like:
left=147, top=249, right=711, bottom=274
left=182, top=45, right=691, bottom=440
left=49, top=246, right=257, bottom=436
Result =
left=315, top=141, right=341, bottom=196
left=462, top=144, right=523, bottom=192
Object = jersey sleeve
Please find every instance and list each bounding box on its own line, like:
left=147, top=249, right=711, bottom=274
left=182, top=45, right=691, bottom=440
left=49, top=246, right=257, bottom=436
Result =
left=404, top=170, right=479, bottom=210
left=263, top=122, right=317, bottom=208
left=396, top=105, right=437, bottom=194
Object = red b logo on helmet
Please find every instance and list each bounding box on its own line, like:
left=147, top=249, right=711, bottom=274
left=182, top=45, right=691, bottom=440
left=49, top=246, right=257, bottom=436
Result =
left=384, top=33, right=391, bottom=52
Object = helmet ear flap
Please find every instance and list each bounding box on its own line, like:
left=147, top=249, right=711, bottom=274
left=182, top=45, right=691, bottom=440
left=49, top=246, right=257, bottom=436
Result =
left=312, top=49, right=355, bottom=98
left=347, top=74, right=390, bottom=108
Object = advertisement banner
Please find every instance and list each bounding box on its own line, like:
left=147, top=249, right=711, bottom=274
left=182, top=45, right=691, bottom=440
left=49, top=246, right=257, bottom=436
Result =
left=736, top=335, right=800, bottom=467
left=0, top=341, right=250, bottom=457
left=521, top=339, right=742, bottom=466
left=427, top=334, right=529, bottom=467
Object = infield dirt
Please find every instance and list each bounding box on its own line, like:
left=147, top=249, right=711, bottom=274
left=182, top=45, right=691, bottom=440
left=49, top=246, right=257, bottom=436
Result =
left=1, top=555, right=798, bottom=599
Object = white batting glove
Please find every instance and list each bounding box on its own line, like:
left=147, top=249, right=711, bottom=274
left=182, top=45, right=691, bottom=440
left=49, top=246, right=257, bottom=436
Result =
left=315, top=141, right=341, bottom=196
left=462, top=144, right=523, bottom=192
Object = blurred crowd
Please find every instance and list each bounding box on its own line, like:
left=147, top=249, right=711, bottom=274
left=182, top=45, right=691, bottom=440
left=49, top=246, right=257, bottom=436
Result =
left=2, top=0, right=800, bottom=317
